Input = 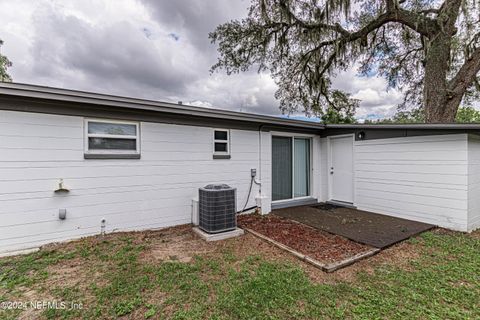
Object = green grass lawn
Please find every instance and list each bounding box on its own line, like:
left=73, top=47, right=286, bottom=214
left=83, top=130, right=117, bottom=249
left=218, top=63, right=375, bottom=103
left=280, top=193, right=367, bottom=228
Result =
left=0, top=228, right=479, bottom=319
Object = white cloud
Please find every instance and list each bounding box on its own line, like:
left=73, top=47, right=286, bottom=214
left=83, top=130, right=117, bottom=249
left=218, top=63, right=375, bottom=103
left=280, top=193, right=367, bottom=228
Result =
left=332, top=66, right=403, bottom=120
left=0, top=0, right=405, bottom=120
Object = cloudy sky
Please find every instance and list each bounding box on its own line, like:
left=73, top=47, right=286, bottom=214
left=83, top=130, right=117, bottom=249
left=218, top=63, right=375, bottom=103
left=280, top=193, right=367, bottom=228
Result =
left=0, top=0, right=403, bottom=121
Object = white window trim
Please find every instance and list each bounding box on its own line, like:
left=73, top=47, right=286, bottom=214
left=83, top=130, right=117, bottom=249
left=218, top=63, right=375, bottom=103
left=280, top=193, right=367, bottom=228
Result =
left=213, top=129, right=230, bottom=155
left=84, top=119, right=141, bottom=156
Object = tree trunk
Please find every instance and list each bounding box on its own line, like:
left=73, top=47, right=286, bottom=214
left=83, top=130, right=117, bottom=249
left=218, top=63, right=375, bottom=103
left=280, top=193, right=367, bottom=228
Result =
left=423, top=0, right=462, bottom=123
left=423, top=33, right=452, bottom=123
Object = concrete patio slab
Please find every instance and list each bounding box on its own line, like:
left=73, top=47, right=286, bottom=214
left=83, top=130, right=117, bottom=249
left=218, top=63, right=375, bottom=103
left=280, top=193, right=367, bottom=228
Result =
left=274, top=203, right=435, bottom=248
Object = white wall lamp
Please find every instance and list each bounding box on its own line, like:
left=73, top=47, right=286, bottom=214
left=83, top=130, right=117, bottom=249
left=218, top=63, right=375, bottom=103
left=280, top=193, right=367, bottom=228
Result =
left=54, top=178, right=70, bottom=194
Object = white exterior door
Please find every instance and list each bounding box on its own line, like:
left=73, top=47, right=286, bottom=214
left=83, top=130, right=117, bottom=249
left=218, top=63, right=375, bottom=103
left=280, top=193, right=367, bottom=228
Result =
left=330, top=135, right=354, bottom=203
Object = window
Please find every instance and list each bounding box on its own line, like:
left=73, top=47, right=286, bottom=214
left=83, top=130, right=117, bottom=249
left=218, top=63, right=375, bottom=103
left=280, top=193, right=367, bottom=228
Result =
left=84, top=119, right=140, bottom=159
left=213, top=129, right=230, bottom=159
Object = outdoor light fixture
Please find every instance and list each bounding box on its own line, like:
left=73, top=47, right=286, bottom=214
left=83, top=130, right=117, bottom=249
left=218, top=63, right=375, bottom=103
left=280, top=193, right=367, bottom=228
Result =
left=357, top=131, right=366, bottom=140
left=54, top=178, right=70, bottom=194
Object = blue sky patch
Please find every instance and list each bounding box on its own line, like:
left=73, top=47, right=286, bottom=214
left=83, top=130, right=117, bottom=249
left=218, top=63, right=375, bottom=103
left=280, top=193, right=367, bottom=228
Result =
left=168, top=33, right=180, bottom=41
left=142, top=27, right=153, bottom=39
left=280, top=115, right=321, bottom=122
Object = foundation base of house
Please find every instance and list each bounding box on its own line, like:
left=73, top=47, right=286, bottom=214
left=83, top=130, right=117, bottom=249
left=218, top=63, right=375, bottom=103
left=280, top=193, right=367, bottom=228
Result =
left=0, top=247, right=40, bottom=258
left=192, top=227, right=244, bottom=242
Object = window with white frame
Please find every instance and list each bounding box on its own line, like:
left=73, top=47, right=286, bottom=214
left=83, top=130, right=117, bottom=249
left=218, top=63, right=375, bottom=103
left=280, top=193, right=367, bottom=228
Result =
left=213, top=129, right=230, bottom=156
left=84, top=119, right=140, bottom=158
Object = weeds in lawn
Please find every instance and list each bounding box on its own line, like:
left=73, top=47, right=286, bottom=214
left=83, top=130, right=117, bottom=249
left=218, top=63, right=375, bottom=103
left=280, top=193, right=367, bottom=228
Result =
left=0, top=229, right=478, bottom=319
left=0, top=249, right=76, bottom=290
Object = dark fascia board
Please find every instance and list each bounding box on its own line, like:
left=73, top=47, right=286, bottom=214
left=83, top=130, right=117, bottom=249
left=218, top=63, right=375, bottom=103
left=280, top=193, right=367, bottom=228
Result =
left=4, top=83, right=480, bottom=132
left=0, top=96, right=322, bottom=134
left=325, top=123, right=480, bottom=130
left=323, top=127, right=480, bottom=141
left=0, top=82, right=324, bottom=131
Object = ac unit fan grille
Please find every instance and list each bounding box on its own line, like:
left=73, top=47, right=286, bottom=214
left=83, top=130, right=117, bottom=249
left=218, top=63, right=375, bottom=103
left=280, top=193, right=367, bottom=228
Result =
left=198, top=184, right=236, bottom=234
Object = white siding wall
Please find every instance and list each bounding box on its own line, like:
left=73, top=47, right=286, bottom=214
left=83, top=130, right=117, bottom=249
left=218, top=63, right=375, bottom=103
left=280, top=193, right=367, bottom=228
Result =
left=0, top=110, right=268, bottom=253
left=468, top=134, right=480, bottom=231
left=352, top=134, right=469, bottom=231
left=5, top=109, right=476, bottom=253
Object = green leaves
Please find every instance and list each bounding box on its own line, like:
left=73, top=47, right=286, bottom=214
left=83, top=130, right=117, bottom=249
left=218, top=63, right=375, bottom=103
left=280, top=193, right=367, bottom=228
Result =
left=210, top=0, right=360, bottom=121
left=367, top=106, right=480, bottom=123
left=455, top=106, right=480, bottom=123
left=211, top=1, right=480, bottom=123
left=0, top=39, right=12, bottom=82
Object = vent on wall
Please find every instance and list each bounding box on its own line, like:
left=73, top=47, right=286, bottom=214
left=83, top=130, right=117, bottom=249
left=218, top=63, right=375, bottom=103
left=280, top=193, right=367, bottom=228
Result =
left=199, top=184, right=236, bottom=234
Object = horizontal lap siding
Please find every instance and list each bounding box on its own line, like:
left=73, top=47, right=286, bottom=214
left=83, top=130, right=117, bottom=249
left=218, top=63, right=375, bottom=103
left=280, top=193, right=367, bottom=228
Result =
left=0, top=110, right=264, bottom=253
left=468, top=135, right=480, bottom=231
left=354, top=134, right=469, bottom=231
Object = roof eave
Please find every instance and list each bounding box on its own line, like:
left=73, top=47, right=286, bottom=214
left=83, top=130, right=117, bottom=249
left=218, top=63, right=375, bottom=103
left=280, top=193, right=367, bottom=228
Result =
left=0, top=82, right=324, bottom=130
left=325, top=124, right=480, bottom=130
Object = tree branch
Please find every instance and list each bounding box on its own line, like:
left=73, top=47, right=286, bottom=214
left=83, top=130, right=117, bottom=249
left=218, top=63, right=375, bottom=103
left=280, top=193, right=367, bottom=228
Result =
left=316, top=7, right=437, bottom=47
left=448, top=46, right=480, bottom=96
left=285, top=4, right=438, bottom=85
left=419, top=8, right=440, bottom=15
left=398, top=47, right=423, bottom=67
left=273, top=0, right=437, bottom=41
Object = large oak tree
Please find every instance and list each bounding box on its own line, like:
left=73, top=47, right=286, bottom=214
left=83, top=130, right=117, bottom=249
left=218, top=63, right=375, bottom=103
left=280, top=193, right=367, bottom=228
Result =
left=210, top=0, right=480, bottom=123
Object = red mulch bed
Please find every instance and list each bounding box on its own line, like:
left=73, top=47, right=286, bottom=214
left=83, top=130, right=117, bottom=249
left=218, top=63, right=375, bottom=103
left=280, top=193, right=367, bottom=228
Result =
left=238, top=214, right=373, bottom=263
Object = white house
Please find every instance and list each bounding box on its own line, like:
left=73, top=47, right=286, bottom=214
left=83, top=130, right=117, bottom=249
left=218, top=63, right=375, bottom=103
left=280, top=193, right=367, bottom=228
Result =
left=0, top=82, right=479, bottom=255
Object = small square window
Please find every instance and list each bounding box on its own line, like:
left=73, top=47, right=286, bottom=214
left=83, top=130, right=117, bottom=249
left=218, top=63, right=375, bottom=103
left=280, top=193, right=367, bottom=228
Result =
left=84, top=119, right=140, bottom=159
left=214, top=130, right=228, bottom=140
left=214, top=142, right=228, bottom=152
left=213, top=129, right=230, bottom=158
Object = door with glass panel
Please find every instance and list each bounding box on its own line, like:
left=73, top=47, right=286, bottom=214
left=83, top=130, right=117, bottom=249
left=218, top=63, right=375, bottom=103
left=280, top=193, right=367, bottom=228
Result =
left=272, top=136, right=311, bottom=201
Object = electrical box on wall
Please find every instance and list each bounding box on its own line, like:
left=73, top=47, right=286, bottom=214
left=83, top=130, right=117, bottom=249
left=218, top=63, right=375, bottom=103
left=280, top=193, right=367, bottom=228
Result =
left=58, top=208, right=67, bottom=220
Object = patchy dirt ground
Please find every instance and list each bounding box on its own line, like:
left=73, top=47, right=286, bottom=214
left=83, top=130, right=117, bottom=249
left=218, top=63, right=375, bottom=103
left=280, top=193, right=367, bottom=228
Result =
left=238, top=214, right=374, bottom=264
left=39, top=223, right=427, bottom=286
left=139, top=226, right=216, bottom=263
left=3, top=222, right=459, bottom=319
left=135, top=223, right=427, bottom=284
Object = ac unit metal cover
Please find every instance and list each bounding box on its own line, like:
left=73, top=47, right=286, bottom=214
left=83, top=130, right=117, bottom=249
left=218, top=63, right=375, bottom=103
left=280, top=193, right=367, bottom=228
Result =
left=198, top=184, right=236, bottom=234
